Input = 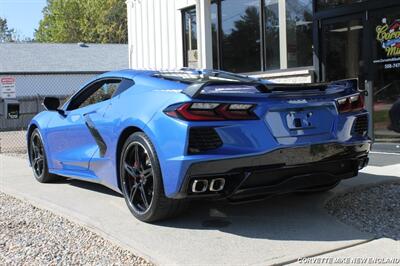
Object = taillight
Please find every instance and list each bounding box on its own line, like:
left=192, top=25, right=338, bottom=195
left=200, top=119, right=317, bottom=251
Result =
left=336, top=93, right=365, bottom=113
left=350, top=94, right=365, bottom=111
left=176, top=103, right=224, bottom=121
left=164, top=102, right=258, bottom=121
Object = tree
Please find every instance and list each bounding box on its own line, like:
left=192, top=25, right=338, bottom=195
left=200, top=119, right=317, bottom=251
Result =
left=0, top=17, right=16, bottom=43
left=35, top=0, right=127, bottom=43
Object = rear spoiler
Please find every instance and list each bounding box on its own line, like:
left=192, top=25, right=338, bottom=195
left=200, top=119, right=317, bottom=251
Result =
left=182, top=78, right=359, bottom=98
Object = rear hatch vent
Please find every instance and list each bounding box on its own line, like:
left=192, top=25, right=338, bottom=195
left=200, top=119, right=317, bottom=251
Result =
left=353, top=115, right=368, bottom=136
left=188, top=127, right=222, bottom=154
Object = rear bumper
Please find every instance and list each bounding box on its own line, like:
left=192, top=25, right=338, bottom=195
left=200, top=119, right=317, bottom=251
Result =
left=173, top=141, right=371, bottom=199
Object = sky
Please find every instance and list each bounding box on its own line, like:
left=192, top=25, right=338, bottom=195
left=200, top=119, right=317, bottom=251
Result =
left=0, top=0, right=47, bottom=39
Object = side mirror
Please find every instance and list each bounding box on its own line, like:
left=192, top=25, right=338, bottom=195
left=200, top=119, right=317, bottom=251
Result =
left=43, top=97, right=65, bottom=116
left=43, top=97, right=60, bottom=111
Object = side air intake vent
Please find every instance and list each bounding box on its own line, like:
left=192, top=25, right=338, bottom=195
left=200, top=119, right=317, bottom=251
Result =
left=353, top=115, right=368, bottom=136
left=188, top=127, right=223, bottom=154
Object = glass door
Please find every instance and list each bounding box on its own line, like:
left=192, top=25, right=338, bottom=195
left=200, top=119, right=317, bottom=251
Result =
left=320, top=14, right=366, bottom=85
left=369, top=7, right=400, bottom=142
left=319, top=4, right=400, bottom=142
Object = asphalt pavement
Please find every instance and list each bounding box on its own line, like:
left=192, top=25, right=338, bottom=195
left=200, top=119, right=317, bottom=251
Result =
left=369, top=142, right=400, bottom=166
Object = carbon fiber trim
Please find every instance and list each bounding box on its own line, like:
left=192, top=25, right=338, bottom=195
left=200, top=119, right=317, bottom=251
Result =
left=83, top=114, right=107, bottom=157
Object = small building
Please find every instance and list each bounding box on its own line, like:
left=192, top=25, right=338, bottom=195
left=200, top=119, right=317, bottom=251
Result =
left=0, top=43, right=128, bottom=130
left=126, top=0, right=400, bottom=141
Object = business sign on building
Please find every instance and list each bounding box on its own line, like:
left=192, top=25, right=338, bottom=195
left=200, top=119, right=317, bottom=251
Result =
left=0, top=77, right=16, bottom=99
left=374, top=18, right=400, bottom=69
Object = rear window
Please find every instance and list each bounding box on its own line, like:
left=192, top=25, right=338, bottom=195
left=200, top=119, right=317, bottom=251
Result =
left=200, top=84, right=262, bottom=94
left=153, top=70, right=260, bottom=84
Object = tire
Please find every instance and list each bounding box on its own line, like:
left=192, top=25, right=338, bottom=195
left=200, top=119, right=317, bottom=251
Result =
left=29, top=129, right=60, bottom=183
left=119, top=132, right=188, bottom=222
left=296, top=180, right=341, bottom=194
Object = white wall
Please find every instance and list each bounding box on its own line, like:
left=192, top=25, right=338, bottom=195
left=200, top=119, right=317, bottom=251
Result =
left=127, top=0, right=196, bottom=70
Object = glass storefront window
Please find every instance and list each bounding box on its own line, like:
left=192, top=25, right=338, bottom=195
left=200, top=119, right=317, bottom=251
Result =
left=321, top=18, right=364, bottom=81
left=318, top=4, right=399, bottom=141
left=371, top=10, right=400, bottom=140
left=183, top=7, right=198, bottom=68
left=211, top=2, right=219, bottom=69
left=186, top=0, right=314, bottom=72
left=264, top=0, right=280, bottom=70
left=286, top=0, right=313, bottom=68
left=317, top=0, right=367, bottom=11
left=220, top=0, right=261, bottom=73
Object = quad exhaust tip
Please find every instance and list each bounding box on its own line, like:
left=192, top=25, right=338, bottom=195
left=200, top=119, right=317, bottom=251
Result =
left=209, top=178, right=225, bottom=192
left=192, top=179, right=208, bottom=193
left=191, top=178, right=226, bottom=193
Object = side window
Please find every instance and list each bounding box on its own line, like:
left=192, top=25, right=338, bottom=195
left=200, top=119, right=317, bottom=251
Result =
left=112, top=79, right=135, bottom=97
left=67, top=79, right=121, bottom=111
left=79, top=81, right=120, bottom=108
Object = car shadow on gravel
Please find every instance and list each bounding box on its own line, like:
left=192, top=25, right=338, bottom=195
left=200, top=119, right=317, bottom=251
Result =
left=153, top=173, right=399, bottom=242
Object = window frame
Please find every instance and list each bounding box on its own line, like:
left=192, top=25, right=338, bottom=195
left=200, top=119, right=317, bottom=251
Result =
left=182, top=5, right=198, bottom=67
left=183, top=0, right=314, bottom=73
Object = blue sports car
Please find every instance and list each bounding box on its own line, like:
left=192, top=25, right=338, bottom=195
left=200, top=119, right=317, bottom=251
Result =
left=27, top=69, right=370, bottom=222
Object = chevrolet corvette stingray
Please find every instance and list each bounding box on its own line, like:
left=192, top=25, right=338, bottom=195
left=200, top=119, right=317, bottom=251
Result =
left=27, top=69, right=370, bottom=222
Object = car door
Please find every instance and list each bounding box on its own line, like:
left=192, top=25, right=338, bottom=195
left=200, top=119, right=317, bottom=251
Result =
left=45, top=79, right=121, bottom=178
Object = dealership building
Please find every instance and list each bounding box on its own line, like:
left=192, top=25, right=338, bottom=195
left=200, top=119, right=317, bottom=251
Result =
left=126, top=0, right=400, bottom=141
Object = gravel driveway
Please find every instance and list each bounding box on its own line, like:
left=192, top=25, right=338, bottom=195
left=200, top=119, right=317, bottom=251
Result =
left=0, top=192, right=152, bottom=266
left=326, top=181, right=400, bottom=240
left=0, top=131, right=27, bottom=153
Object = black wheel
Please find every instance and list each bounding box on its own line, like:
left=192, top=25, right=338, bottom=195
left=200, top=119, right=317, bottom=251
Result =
left=296, top=180, right=341, bottom=194
left=120, top=132, right=188, bottom=222
left=29, top=129, right=59, bottom=183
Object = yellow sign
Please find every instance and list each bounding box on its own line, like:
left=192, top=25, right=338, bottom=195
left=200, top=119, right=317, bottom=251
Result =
left=376, top=18, right=400, bottom=57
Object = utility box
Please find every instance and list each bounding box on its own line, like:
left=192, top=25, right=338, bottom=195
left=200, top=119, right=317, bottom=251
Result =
left=4, top=99, right=20, bottom=119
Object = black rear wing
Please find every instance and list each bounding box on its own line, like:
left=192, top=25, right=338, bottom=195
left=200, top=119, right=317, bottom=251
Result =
left=182, top=78, right=359, bottom=99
